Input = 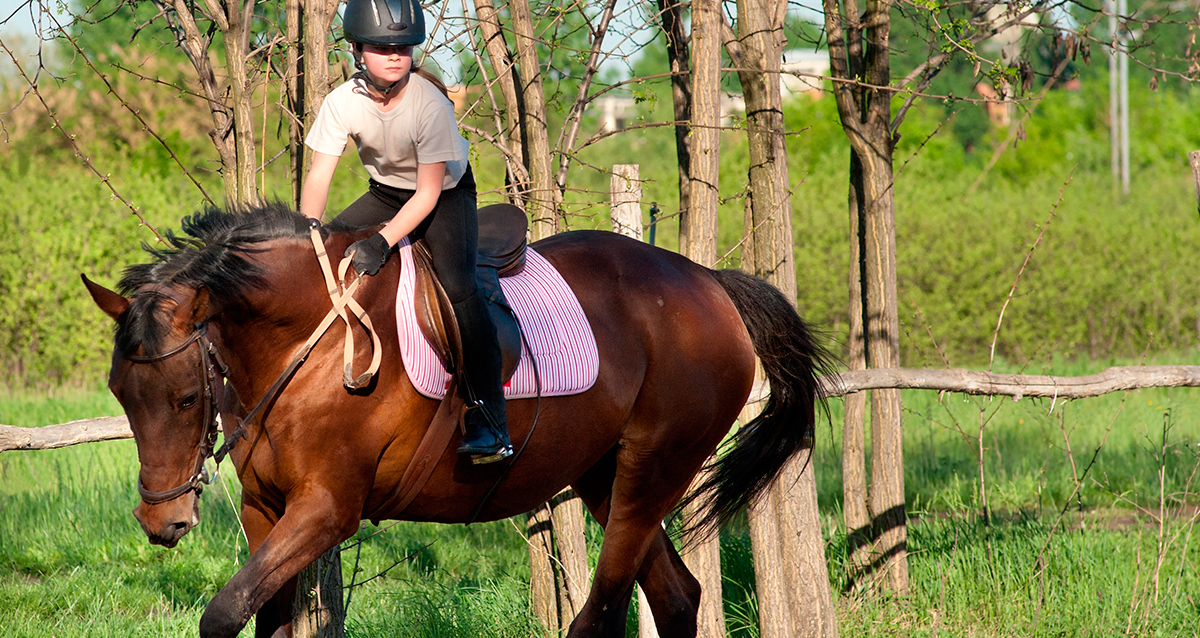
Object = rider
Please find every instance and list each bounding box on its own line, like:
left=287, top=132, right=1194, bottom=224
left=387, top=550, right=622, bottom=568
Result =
left=299, top=0, right=512, bottom=463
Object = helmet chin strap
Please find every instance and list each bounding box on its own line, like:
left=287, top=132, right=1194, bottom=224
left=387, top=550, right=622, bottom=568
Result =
left=353, top=50, right=401, bottom=95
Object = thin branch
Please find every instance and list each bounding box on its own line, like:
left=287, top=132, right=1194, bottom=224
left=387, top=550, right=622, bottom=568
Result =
left=987, top=167, right=1072, bottom=371
left=0, top=35, right=165, bottom=242
left=44, top=6, right=216, bottom=206
left=966, top=53, right=1074, bottom=195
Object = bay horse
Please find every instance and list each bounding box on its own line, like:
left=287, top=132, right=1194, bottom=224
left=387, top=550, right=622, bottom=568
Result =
left=83, top=203, right=830, bottom=638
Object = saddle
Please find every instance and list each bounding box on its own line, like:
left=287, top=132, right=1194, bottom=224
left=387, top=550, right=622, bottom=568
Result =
left=410, top=203, right=526, bottom=382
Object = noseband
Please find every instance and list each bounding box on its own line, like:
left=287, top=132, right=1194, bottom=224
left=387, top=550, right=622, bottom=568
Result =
left=127, top=323, right=228, bottom=505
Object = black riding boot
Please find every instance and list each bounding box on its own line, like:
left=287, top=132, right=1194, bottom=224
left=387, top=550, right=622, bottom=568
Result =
left=451, top=287, right=512, bottom=463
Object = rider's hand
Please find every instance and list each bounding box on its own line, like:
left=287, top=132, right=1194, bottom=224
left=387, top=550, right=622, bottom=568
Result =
left=345, top=233, right=391, bottom=276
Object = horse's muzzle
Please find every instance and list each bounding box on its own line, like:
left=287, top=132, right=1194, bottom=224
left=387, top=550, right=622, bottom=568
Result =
left=133, top=494, right=200, bottom=548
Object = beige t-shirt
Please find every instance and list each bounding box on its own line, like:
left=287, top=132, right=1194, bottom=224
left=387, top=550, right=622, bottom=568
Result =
left=305, top=73, right=469, bottom=190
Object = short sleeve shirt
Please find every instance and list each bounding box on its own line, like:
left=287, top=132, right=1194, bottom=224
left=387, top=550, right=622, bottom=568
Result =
left=305, top=73, right=469, bottom=190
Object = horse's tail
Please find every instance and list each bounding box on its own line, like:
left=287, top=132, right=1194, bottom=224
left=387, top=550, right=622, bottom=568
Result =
left=679, top=268, right=834, bottom=539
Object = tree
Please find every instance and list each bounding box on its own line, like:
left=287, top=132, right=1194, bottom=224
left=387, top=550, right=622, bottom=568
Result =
left=723, top=1, right=839, bottom=634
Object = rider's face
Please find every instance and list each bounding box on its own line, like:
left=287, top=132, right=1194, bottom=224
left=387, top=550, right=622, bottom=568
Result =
left=360, top=44, right=413, bottom=86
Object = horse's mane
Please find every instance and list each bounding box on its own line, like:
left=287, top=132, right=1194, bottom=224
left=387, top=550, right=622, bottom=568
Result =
left=115, top=202, right=315, bottom=356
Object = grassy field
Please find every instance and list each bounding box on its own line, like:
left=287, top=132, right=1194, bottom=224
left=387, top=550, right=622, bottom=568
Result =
left=3, top=357, right=1199, bottom=637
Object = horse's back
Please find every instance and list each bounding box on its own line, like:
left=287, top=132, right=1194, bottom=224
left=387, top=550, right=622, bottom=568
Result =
left=532, top=229, right=757, bottom=437
left=384, top=231, right=757, bottom=522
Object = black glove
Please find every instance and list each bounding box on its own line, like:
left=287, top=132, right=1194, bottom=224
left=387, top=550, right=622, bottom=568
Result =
left=345, top=233, right=391, bottom=276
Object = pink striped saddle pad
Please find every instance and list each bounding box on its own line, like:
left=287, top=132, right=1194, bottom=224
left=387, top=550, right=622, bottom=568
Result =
left=394, top=238, right=599, bottom=400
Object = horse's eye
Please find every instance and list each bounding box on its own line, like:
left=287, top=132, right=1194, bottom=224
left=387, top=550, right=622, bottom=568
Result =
left=179, top=393, right=199, bottom=409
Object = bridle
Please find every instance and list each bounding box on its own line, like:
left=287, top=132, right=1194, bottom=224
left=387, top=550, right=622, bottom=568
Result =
left=127, top=321, right=228, bottom=505
left=123, top=224, right=529, bottom=521
left=125, top=225, right=381, bottom=506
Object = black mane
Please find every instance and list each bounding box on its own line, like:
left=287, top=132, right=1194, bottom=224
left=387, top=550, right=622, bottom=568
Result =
left=115, top=202, right=315, bottom=356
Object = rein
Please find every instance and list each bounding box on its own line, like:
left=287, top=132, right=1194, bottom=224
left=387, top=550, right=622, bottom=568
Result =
left=213, top=226, right=382, bottom=462
left=131, top=227, right=381, bottom=505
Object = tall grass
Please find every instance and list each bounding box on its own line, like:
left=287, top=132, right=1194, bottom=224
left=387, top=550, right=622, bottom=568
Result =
left=5, top=350, right=1200, bottom=636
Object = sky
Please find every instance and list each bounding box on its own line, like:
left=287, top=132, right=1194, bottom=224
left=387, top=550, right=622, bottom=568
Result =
left=1, top=0, right=40, bottom=39
left=0, top=0, right=654, bottom=80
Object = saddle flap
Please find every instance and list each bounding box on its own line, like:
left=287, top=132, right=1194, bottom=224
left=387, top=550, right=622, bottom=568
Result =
left=412, top=240, right=461, bottom=374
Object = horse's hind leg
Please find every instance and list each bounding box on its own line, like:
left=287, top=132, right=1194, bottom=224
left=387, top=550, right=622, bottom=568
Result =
left=634, top=529, right=702, bottom=637
left=570, top=452, right=702, bottom=638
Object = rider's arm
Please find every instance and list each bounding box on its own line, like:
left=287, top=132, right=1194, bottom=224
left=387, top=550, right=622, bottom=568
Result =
left=378, top=161, right=447, bottom=246
left=299, top=151, right=341, bottom=221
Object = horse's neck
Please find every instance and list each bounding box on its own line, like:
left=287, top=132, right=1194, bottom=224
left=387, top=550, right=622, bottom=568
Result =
left=215, top=240, right=336, bottom=392
left=215, top=235, right=399, bottom=411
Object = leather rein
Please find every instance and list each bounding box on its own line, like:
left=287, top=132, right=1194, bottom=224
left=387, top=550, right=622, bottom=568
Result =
left=128, top=226, right=381, bottom=505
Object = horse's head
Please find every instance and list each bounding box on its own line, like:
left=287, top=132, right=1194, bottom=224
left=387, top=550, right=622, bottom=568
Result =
left=83, top=274, right=219, bottom=548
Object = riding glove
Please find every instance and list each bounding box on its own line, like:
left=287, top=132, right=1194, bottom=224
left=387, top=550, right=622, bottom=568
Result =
left=346, top=233, right=391, bottom=276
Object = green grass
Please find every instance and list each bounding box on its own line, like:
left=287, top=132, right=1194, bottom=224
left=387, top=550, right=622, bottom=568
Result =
left=4, top=354, right=1200, bottom=636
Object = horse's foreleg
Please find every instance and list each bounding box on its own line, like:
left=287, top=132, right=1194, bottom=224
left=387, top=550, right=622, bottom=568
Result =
left=254, top=577, right=297, bottom=638
left=199, top=492, right=359, bottom=638
left=233, top=505, right=298, bottom=638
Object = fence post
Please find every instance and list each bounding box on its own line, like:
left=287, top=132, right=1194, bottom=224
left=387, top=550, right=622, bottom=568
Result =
left=610, top=165, right=725, bottom=638
left=611, top=164, right=643, bottom=240
left=610, top=165, right=657, bottom=637
left=528, top=489, right=590, bottom=636
left=291, top=547, right=346, bottom=638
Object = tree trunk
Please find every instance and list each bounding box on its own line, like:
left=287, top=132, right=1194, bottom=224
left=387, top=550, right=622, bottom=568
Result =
left=528, top=504, right=559, bottom=636
left=681, top=491, right=724, bottom=637
left=679, top=14, right=726, bottom=628
left=824, top=0, right=908, bottom=596
left=291, top=547, right=345, bottom=638
left=508, top=0, right=558, bottom=239
left=842, top=150, right=871, bottom=587
left=860, top=136, right=907, bottom=595
left=527, top=490, right=590, bottom=636
left=472, top=0, right=529, bottom=207
left=682, top=0, right=720, bottom=260
left=286, top=0, right=303, bottom=207
left=222, top=0, right=260, bottom=205
left=302, top=0, right=340, bottom=132
left=657, top=0, right=692, bottom=218
left=731, top=0, right=838, bottom=633
left=552, top=492, right=590, bottom=624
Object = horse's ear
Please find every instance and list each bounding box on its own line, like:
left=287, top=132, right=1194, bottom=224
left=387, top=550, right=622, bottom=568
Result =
left=82, top=274, right=129, bottom=321
left=187, top=286, right=211, bottom=326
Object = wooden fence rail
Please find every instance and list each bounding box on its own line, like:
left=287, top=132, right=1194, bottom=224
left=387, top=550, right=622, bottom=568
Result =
left=8, top=366, right=1200, bottom=453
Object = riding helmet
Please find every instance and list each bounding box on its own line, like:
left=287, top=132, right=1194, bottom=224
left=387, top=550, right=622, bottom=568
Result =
left=342, top=0, right=426, bottom=47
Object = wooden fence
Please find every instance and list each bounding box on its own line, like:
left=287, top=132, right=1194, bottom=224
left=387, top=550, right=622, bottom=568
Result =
left=8, top=159, right=1200, bottom=636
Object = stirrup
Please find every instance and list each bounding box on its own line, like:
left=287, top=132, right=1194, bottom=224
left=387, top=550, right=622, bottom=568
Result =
left=469, top=446, right=513, bottom=465
left=458, top=400, right=512, bottom=464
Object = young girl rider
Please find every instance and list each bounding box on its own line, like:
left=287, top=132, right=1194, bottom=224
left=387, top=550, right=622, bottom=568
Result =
left=299, top=0, right=512, bottom=463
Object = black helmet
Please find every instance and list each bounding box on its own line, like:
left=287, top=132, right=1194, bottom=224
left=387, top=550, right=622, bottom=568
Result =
left=343, top=0, right=426, bottom=47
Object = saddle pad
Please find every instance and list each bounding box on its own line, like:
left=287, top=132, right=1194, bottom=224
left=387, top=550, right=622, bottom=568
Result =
left=395, top=238, right=599, bottom=400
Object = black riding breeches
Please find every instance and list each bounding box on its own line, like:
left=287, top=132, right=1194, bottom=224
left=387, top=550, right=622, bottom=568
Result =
left=330, top=166, right=506, bottom=426
left=332, top=166, right=479, bottom=304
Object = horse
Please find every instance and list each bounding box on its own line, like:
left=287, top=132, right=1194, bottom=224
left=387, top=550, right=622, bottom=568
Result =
left=83, top=203, right=830, bottom=638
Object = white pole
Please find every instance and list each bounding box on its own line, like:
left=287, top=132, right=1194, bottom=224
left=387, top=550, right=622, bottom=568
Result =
left=1108, top=0, right=1119, bottom=187
left=1118, top=0, right=1130, bottom=195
